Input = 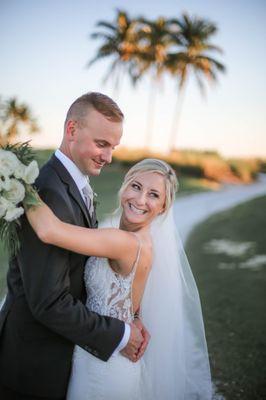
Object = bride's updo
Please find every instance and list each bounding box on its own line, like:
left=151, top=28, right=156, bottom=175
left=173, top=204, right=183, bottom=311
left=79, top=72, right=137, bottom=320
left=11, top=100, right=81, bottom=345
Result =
left=119, top=158, right=178, bottom=214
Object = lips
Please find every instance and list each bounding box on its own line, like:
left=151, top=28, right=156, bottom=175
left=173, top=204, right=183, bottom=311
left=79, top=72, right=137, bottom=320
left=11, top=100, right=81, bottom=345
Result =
left=93, top=159, right=105, bottom=168
left=128, top=203, right=147, bottom=215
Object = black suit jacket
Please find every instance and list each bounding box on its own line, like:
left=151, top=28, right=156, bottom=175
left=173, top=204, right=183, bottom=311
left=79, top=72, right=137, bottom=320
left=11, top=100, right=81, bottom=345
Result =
left=0, top=155, right=124, bottom=398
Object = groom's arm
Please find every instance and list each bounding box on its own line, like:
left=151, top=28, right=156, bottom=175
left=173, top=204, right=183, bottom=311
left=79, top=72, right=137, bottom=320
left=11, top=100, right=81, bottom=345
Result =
left=18, top=185, right=124, bottom=361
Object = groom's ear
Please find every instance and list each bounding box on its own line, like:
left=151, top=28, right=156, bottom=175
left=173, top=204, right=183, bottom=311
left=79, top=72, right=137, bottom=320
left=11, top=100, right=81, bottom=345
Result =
left=66, top=120, right=77, bottom=141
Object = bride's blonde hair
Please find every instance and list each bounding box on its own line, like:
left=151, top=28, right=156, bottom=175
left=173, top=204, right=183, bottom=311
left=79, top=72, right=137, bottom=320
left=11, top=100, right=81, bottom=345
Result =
left=118, top=158, right=178, bottom=214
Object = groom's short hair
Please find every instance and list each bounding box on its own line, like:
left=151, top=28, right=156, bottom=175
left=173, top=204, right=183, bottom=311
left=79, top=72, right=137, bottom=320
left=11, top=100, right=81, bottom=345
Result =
left=65, top=92, right=124, bottom=128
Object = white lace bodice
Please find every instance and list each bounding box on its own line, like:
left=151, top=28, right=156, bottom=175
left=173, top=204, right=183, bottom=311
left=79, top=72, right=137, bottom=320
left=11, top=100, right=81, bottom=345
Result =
left=84, top=236, right=141, bottom=324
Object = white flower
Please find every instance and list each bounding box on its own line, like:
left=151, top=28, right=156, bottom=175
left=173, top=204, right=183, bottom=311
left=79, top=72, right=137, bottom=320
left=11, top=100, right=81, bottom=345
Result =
left=14, top=161, right=26, bottom=180
left=23, top=160, right=39, bottom=184
left=2, top=178, right=25, bottom=205
left=0, top=149, right=20, bottom=177
left=0, top=175, right=11, bottom=191
left=0, top=196, right=11, bottom=218
left=4, top=206, right=24, bottom=222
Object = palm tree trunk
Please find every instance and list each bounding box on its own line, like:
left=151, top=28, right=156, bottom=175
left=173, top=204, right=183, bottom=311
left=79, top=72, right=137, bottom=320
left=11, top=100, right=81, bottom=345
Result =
left=168, top=85, right=186, bottom=152
left=145, top=78, right=157, bottom=149
left=7, top=122, right=18, bottom=143
left=112, top=71, right=120, bottom=101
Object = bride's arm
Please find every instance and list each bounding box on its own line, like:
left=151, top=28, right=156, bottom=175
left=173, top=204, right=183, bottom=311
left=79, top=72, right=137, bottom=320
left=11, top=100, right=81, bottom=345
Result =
left=26, top=202, right=136, bottom=269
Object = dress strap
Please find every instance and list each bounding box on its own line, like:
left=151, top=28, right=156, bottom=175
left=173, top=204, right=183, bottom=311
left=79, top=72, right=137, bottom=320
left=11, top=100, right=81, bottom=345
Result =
left=130, top=232, right=142, bottom=275
left=129, top=233, right=142, bottom=321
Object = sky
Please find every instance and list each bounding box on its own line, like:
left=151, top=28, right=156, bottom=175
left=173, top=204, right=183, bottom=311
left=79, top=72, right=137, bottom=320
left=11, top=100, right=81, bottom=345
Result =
left=0, top=0, right=266, bottom=158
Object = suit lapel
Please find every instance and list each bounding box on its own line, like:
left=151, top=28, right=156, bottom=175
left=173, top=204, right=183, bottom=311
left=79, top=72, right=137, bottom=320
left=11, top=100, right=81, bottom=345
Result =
left=48, top=155, right=92, bottom=226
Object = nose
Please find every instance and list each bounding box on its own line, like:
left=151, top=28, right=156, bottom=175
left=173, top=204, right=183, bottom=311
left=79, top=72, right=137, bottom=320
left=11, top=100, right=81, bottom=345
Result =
left=135, top=190, right=147, bottom=206
left=101, top=148, right=112, bottom=164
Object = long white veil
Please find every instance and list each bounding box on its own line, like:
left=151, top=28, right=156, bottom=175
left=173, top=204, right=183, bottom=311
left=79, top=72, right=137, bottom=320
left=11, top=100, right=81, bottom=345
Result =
left=103, top=206, right=212, bottom=399
left=140, top=207, right=212, bottom=400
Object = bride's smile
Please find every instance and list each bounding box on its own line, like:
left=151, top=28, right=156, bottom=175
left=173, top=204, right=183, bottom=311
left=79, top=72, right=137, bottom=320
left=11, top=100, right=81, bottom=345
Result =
left=128, top=203, right=147, bottom=215
left=121, top=172, right=166, bottom=228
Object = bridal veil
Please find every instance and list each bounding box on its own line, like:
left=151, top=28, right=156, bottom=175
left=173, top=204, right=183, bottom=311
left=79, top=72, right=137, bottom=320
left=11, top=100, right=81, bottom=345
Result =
left=140, top=207, right=212, bottom=400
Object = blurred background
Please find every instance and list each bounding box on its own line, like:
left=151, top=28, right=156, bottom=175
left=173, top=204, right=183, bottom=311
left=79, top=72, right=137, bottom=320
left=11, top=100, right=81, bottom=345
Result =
left=0, top=1, right=266, bottom=399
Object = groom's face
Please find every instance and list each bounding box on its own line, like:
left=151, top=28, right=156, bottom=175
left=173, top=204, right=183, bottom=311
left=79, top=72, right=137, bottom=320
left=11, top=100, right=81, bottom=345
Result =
left=67, top=107, right=123, bottom=176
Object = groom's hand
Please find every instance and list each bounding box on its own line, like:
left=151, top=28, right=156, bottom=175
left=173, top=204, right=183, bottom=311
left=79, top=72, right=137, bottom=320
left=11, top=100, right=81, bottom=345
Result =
left=133, top=318, right=150, bottom=361
left=120, top=323, right=143, bottom=362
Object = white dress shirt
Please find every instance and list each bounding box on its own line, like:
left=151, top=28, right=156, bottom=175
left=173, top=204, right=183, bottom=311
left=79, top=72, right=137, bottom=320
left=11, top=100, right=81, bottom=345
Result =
left=54, top=150, right=130, bottom=353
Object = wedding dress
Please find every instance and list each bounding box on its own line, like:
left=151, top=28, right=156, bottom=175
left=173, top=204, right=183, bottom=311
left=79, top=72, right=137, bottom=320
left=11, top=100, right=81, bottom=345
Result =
left=67, top=208, right=212, bottom=400
left=66, top=237, right=143, bottom=400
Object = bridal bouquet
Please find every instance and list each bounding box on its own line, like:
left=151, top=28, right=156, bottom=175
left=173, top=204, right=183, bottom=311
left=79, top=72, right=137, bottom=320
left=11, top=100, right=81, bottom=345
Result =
left=0, top=142, right=40, bottom=258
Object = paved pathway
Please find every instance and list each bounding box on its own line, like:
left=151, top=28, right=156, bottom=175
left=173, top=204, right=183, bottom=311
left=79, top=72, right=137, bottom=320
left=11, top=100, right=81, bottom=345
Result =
left=174, top=173, right=266, bottom=242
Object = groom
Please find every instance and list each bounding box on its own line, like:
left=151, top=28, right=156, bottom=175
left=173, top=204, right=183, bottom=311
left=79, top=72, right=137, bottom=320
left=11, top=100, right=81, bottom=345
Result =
left=0, top=92, right=148, bottom=399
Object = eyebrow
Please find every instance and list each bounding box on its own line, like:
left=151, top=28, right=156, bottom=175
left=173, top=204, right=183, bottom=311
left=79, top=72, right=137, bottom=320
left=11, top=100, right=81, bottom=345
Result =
left=95, top=139, right=109, bottom=145
left=95, top=139, right=117, bottom=149
left=133, top=180, right=161, bottom=194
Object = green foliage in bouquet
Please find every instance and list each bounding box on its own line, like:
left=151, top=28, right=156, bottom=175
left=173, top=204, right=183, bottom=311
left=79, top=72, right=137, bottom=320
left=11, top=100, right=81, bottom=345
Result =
left=0, top=141, right=41, bottom=259
left=0, top=216, right=21, bottom=260
left=3, top=142, right=37, bottom=165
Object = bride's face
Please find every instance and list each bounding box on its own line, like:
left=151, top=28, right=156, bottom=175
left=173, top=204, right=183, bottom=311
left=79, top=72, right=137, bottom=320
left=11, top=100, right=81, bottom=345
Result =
left=121, top=171, right=166, bottom=228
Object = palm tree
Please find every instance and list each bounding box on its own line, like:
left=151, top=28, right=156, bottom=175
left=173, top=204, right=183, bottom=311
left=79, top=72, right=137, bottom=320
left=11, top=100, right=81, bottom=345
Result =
left=0, top=97, right=38, bottom=145
left=88, top=9, right=141, bottom=97
left=166, top=13, right=226, bottom=151
left=131, top=16, right=173, bottom=148
left=89, top=12, right=174, bottom=148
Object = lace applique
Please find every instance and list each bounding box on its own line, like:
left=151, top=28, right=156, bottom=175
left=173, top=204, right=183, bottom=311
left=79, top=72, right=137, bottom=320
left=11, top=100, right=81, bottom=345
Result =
left=84, top=236, right=141, bottom=324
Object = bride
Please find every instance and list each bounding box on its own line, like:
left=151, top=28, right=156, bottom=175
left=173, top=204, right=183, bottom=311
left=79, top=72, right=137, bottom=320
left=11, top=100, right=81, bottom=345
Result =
left=26, top=158, right=212, bottom=400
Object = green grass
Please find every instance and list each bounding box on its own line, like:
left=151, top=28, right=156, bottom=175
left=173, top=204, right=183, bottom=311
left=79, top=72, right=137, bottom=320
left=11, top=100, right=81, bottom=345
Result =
left=90, top=163, right=129, bottom=219
left=186, top=196, right=266, bottom=400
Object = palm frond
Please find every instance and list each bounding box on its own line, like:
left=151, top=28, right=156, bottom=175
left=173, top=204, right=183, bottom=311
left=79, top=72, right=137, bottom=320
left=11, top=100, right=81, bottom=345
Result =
left=197, top=55, right=226, bottom=72
left=91, top=32, right=115, bottom=41
left=194, top=69, right=207, bottom=96
left=95, top=21, right=116, bottom=31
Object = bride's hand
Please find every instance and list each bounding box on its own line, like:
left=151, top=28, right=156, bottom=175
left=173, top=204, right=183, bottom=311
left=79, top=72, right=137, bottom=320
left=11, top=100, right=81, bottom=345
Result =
left=120, top=323, right=144, bottom=362
left=25, top=198, right=58, bottom=244
left=133, top=318, right=150, bottom=361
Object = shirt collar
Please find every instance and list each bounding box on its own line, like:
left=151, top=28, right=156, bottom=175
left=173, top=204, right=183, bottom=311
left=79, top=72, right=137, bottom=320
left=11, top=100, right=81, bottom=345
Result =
left=55, top=149, right=89, bottom=192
